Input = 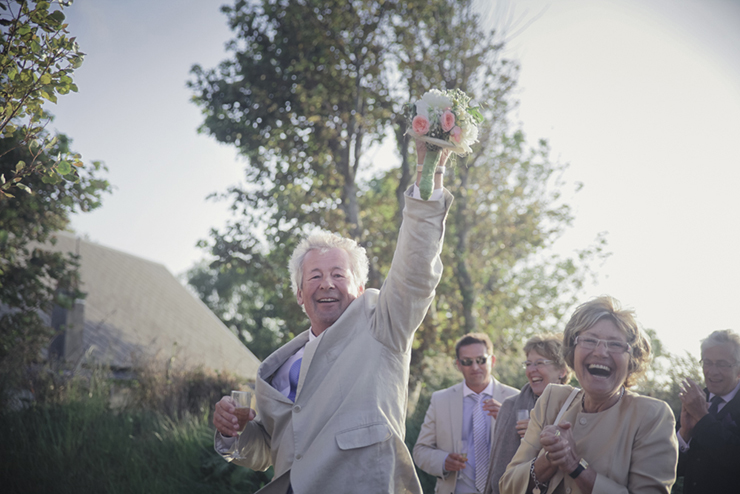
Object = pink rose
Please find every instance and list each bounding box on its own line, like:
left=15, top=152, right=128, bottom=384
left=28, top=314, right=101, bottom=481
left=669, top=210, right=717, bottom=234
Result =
left=441, top=110, right=455, bottom=132
left=450, top=126, right=462, bottom=143
left=412, top=115, right=430, bottom=135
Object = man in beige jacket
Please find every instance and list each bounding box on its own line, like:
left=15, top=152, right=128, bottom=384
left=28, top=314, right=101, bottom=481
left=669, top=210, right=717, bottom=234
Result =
left=212, top=147, right=452, bottom=494
left=413, top=334, right=518, bottom=494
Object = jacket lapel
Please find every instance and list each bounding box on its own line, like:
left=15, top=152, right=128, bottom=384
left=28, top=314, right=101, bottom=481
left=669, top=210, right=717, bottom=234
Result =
left=259, top=330, right=311, bottom=403
left=451, top=383, right=464, bottom=447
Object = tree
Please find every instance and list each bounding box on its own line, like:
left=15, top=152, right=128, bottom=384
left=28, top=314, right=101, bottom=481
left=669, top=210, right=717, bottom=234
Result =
left=187, top=0, right=606, bottom=385
left=0, top=125, right=109, bottom=392
left=0, top=0, right=85, bottom=198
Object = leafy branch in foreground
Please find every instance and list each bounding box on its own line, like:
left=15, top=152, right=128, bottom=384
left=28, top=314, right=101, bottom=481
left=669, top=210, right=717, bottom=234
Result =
left=0, top=0, right=85, bottom=198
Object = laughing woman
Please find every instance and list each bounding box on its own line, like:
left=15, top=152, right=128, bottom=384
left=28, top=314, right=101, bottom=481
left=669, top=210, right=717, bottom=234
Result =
left=499, top=296, right=678, bottom=494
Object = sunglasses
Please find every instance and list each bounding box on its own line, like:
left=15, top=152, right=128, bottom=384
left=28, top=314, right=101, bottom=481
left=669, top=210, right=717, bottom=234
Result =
left=458, top=355, right=490, bottom=366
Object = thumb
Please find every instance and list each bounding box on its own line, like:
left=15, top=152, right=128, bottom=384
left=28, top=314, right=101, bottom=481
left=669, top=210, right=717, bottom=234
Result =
left=557, top=421, right=572, bottom=430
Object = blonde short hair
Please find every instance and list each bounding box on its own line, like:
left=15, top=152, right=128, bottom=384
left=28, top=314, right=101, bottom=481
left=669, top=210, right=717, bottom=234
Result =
left=562, top=296, right=651, bottom=388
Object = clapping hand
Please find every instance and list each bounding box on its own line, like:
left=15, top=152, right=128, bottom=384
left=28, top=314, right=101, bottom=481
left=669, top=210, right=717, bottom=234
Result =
left=540, top=422, right=579, bottom=473
left=678, top=378, right=708, bottom=440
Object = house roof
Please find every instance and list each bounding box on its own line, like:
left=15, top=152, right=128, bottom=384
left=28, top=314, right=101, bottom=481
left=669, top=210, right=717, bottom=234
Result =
left=39, top=231, right=260, bottom=380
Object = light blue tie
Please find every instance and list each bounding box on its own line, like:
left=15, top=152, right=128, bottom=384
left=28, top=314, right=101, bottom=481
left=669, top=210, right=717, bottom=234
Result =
left=473, top=394, right=489, bottom=492
left=288, top=357, right=302, bottom=402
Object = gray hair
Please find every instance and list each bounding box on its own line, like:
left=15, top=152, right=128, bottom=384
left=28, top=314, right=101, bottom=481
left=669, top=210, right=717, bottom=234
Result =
left=701, top=329, right=740, bottom=362
left=289, top=231, right=369, bottom=296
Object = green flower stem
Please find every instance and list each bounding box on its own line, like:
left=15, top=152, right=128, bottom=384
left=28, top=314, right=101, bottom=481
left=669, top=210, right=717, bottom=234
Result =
left=419, top=147, right=441, bottom=200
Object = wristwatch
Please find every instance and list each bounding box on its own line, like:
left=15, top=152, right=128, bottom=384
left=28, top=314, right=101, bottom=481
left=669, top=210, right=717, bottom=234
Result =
left=569, top=458, right=588, bottom=479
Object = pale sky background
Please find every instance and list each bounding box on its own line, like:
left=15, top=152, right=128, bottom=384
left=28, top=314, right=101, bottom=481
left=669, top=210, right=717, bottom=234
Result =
left=49, top=0, right=740, bottom=359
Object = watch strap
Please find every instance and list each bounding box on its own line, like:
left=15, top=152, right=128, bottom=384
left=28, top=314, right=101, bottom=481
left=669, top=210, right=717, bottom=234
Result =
left=569, top=458, right=588, bottom=479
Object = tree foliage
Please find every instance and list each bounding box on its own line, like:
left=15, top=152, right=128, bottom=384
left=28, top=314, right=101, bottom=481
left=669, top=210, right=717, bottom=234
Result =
left=0, top=126, right=109, bottom=389
left=188, top=0, right=607, bottom=386
left=0, top=0, right=85, bottom=198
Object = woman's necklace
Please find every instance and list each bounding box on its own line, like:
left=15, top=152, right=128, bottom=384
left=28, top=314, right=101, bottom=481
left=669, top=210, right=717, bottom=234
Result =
left=582, top=385, right=624, bottom=413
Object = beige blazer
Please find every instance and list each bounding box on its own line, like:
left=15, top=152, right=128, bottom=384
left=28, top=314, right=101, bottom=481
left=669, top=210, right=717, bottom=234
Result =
left=228, top=188, right=454, bottom=494
left=413, top=379, right=519, bottom=494
left=499, top=384, right=678, bottom=494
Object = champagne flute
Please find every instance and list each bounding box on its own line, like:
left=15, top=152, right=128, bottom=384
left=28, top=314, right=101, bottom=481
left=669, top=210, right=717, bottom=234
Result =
left=230, top=390, right=253, bottom=460
left=517, top=409, right=530, bottom=422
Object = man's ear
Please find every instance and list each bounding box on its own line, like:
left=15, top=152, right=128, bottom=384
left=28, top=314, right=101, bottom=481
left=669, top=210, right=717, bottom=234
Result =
left=296, top=288, right=304, bottom=306
left=357, top=284, right=365, bottom=295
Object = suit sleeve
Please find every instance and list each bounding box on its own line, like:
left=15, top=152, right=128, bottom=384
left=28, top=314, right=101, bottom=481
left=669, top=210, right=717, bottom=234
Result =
left=413, top=392, right=452, bottom=478
left=371, top=187, right=453, bottom=353
left=687, top=405, right=740, bottom=468
left=486, top=396, right=518, bottom=494
left=499, top=386, right=556, bottom=494
left=214, top=418, right=273, bottom=472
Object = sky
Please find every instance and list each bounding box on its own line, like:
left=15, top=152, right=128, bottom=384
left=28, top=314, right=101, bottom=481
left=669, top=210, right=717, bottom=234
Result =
left=48, top=0, right=740, bottom=359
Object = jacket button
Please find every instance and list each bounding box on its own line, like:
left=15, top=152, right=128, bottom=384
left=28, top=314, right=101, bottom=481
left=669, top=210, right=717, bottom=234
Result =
left=579, top=417, right=587, bottom=425
left=293, top=405, right=301, bottom=413
left=296, top=454, right=302, bottom=460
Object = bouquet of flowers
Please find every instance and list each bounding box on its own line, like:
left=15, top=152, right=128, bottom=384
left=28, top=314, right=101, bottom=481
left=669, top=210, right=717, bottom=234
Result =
left=405, top=88, right=484, bottom=199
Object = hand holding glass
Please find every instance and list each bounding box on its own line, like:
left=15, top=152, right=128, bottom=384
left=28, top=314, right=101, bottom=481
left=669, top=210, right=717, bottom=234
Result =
left=516, top=409, right=530, bottom=438
left=230, top=390, right=253, bottom=460
left=457, top=439, right=468, bottom=461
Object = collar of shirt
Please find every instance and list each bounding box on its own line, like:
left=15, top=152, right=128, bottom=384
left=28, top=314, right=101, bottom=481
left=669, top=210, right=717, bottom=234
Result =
left=462, top=378, right=494, bottom=399
left=708, top=379, right=740, bottom=407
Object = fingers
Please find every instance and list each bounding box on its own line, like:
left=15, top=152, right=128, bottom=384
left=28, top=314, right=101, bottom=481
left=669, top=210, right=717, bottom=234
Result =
left=515, top=419, right=529, bottom=438
left=445, top=453, right=467, bottom=471
left=415, top=139, right=426, bottom=163
left=555, top=420, right=572, bottom=431
left=214, top=396, right=239, bottom=437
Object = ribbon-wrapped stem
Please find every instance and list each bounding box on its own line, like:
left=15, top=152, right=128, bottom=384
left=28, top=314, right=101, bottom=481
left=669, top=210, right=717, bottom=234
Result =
left=419, top=145, right=441, bottom=200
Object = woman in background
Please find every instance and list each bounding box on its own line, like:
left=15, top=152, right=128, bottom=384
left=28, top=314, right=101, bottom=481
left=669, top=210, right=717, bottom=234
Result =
left=499, top=296, right=678, bottom=494
left=484, top=333, right=572, bottom=494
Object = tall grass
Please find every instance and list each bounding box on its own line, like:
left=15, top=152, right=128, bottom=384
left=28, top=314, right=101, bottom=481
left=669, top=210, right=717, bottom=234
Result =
left=0, top=361, right=272, bottom=494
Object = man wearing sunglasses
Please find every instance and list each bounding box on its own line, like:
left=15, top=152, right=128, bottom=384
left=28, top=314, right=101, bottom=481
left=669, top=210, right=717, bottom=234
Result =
left=414, top=333, right=518, bottom=494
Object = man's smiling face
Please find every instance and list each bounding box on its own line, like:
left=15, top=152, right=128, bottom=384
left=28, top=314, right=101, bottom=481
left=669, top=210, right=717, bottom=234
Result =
left=296, top=247, right=363, bottom=335
left=702, top=345, right=740, bottom=397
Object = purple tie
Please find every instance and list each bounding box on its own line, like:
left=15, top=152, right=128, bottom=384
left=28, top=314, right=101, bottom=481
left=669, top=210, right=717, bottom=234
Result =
left=288, top=357, right=302, bottom=402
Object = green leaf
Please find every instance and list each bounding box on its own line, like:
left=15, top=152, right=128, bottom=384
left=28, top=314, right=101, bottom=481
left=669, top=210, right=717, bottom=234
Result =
left=57, top=160, right=72, bottom=175
left=41, top=174, right=61, bottom=184
left=15, top=161, right=26, bottom=172
left=16, top=183, right=32, bottom=194
left=48, top=11, right=66, bottom=24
